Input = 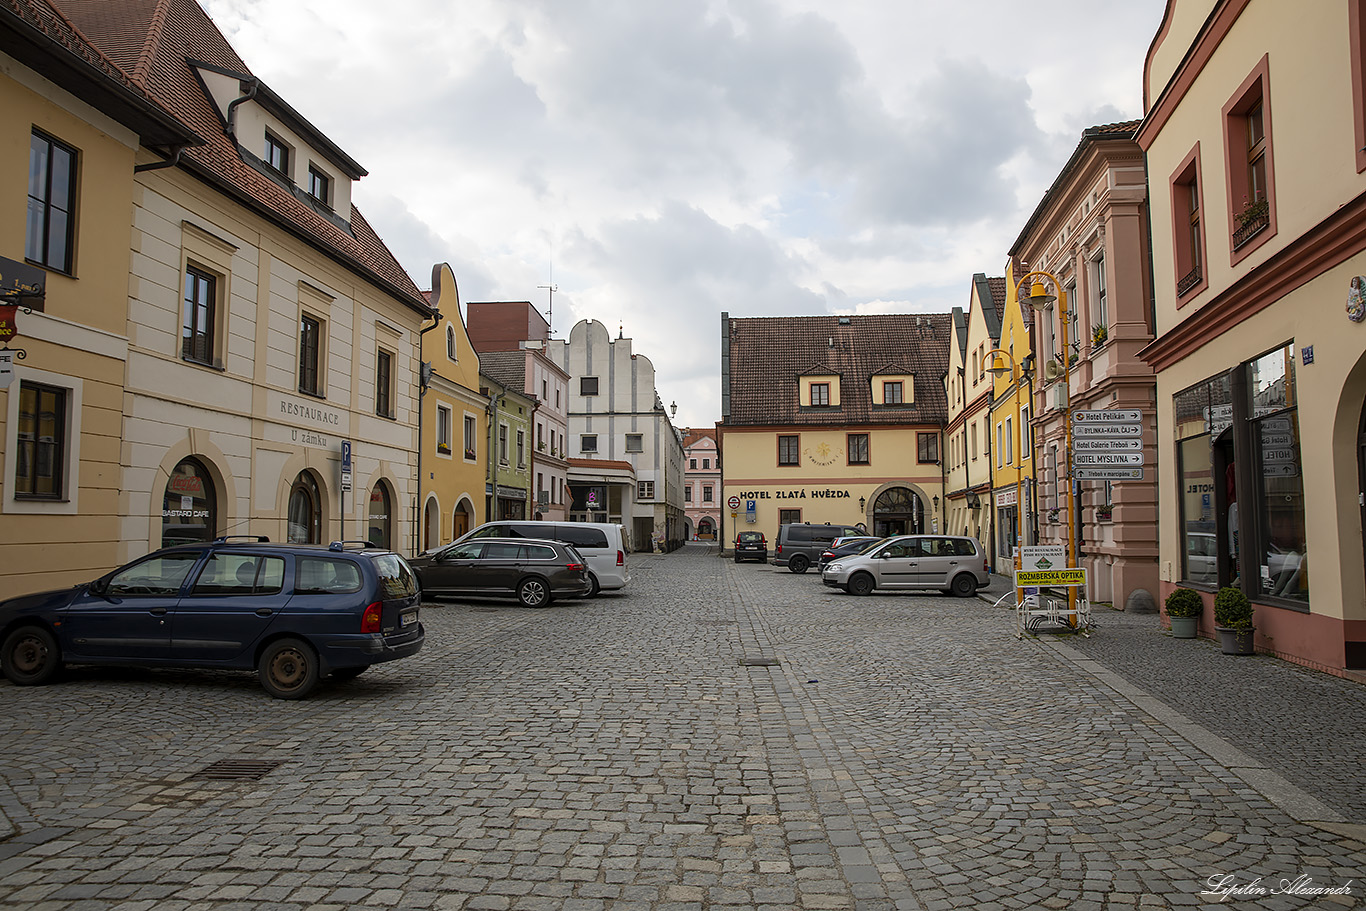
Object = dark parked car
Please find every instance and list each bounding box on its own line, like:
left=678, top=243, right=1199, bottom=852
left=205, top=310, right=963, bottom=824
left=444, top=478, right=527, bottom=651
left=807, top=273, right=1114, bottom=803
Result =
left=407, top=538, right=591, bottom=607
left=0, top=538, right=424, bottom=699
left=772, top=523, right=866, bottom=573
left=734, top=531, right=767, bottom=563
left=816, top=536, right=882, bottom=573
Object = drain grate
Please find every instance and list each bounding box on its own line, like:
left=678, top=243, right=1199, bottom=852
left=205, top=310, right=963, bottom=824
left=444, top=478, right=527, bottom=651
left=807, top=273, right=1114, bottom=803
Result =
left=740, top=657, right=780, bottom=667
left=191, top=759, right=284, bottom=781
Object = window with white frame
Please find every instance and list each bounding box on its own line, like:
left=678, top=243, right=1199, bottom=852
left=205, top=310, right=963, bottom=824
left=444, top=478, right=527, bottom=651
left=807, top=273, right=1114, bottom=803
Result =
left=1005, top=415, right=1013, bottom=464
left=637, top=480, right=654, bottom=500
left=464, top=414, right=476, bottom=459
left=499, top=424, right=509, bottom=464
left=626, top=433, right=643, bottom=452
left=580, top=434, right=598, bottom=453
left=1091, top=254, right=1108, bottom=334
left=516, top=430, right=525, bottom=467
left=436, top=405, right=452, bottom=454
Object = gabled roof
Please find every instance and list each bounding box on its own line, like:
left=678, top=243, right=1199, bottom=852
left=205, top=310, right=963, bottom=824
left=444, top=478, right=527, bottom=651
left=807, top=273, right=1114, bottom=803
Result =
left=798, top=362, right=839, bottom=377
left=52, top=0, right=429, bottom=316
left=682, top=428, right=717, bottom=448
left=724, top=313, right=952, bottom=427
left=972, top=273, right=1003, bottom=340
left=477, top=350, right=530, bottom=395
left=952, top=307, right=967, bottom=361
left=1, top=0, right=200, bottom=147
left=870, top=362, right=914, bottom=376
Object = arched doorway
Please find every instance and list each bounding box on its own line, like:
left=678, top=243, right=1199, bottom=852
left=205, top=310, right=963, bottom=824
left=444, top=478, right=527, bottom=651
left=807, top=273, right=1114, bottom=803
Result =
left=287, top=471, right=322, bottom=544
left=453, top=498, right=472, bottom=540
left=423, top=498, right=440, bottom=552
left=368, top=482, right=393, bottom=549
left=697, top=517, right=715, bottom=540
left=162, top=457, right=217, bottom=547
left=873, top=486, right=923, bottom=537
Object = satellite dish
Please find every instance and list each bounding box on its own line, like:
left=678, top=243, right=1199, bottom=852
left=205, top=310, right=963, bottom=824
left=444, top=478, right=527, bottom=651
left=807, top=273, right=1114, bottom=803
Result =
left=1044, top=359, right=1063, bottom=380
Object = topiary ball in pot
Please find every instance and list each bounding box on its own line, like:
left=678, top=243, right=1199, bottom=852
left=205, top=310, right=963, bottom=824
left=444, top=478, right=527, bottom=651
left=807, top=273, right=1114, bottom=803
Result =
left=1214, top=586, right=1253, bottom=631
left=1165, top=588, right=1203, bottom=619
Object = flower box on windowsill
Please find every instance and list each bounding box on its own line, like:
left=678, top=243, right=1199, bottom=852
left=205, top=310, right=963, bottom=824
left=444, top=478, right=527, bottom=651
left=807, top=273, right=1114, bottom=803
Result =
left=1233, top=213, right=1269, bottom=249
left=464, top=449, right=476, bottom=460
left=437, top=443, right=452, bottom=455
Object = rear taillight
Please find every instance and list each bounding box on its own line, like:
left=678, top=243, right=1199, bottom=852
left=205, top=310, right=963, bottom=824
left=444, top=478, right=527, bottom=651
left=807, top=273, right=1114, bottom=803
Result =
left=567, top=562, right=585, bottom=572
left=761, top=535, right=766, bottom=543
left=616, top=550, right=624, bottom=566
left=776, top=544, right=782, bottom=554
left=361, top=602, right=383, bottom=633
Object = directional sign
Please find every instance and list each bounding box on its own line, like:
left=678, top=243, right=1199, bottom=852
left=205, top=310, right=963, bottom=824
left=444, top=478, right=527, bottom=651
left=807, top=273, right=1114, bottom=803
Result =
left=1073, top=409, right=1143, bottom=424
left=0, top=349, right=12, bottom=389
left=1019, top=545, right=1065, bottom=572
left=1073, top=422, right=1143, bottom=437
left=1073, top=438, right=1143, bottom=452
left=1075, top=467, right=1145, bottom=480
left=1074, top=451, right=1145, bottom=466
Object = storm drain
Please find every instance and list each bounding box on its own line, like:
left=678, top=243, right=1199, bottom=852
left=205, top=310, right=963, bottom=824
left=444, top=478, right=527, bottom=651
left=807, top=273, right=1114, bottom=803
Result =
left=740, top=657, right=780, bottom=667
left=191, top=759, right=284, bottom=781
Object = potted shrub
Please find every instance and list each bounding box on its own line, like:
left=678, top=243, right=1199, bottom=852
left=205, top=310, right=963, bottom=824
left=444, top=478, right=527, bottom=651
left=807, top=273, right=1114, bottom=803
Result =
left=1092, top=324, right=1108, bottom=348
left=1213, top=586, right=1255, bottom=655
left=1165, top=587, right=1203, bottom=639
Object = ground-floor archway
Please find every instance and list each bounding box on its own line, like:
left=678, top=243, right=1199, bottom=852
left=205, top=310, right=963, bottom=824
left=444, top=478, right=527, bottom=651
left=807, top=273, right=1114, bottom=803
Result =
left=872, top=485, right=924, bottom=537
left=697, top=517, right=716, bottom=539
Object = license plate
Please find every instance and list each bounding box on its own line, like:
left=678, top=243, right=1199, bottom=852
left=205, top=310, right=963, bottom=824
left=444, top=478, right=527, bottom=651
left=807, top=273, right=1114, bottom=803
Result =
left=400, top=610, right=418, bottom=627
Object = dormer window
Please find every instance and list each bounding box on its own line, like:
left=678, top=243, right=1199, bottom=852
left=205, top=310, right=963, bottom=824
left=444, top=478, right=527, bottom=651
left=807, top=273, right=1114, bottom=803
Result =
left=883, top=381, right=904, bottom=404
left=307, top=165, right=330, bottom=206
left=811, top=383, right=830, bottom=406
left=265, top=131, right=290, bottom=177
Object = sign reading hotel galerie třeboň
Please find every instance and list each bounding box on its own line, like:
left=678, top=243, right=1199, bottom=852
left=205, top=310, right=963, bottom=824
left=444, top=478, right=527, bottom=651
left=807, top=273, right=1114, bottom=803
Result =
left=1071, top=410, right=1145, bottom=480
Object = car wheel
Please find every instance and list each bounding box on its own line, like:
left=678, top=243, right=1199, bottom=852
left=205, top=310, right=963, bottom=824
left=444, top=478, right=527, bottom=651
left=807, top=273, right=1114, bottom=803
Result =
left=258, top=638, right=320, bottom=699
left=950, top=574, right=978, bottom=597
left=734, top=554, right=742, bottom=563
left=331, top=666, right=367, bottom=680
left=518, top=577, right=550, bottom=608
left=587, top=574, right=601, bottom=598
left=788, top=554, right=810, bottom=574
left=2, top=625, right=61, bottom=686
left=848, top=572, right=875, bottom=596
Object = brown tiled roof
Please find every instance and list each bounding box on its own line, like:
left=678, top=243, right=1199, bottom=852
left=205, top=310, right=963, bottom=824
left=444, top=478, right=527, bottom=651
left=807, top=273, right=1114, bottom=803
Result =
left=52, top=0, right=429, bottom=315
left=987, top=277, right=1007, bottom=322
left=478, top=350, right=529, bottom=394
left=1, top=0, right=199, bottom=146
left=681, top=428, right=717, bottom=447
left=725, top=313, right=952, bottom=426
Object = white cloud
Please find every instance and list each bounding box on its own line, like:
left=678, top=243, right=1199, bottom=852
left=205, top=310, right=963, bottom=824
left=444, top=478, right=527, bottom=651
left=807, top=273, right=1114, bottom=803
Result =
left=199, top=0, right=1165, bottom=428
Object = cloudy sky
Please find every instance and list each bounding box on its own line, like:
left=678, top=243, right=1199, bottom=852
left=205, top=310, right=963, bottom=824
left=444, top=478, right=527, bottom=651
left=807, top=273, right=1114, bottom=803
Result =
left=200, top=0, right=1165, bottom=429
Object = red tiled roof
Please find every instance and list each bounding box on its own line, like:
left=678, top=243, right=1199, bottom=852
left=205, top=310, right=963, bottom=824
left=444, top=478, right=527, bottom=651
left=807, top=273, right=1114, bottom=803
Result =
left=681, top=428, right=717, bottom=447
left=724, top=313, right=952, bottom=426
left=987, top=277, right=1007, bottom=323
left=52, top=0, right=429, bottom=314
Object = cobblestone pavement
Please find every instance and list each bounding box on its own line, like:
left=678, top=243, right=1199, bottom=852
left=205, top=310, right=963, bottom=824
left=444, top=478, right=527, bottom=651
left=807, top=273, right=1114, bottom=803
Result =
left=0, top=545, right=1360, bottom=910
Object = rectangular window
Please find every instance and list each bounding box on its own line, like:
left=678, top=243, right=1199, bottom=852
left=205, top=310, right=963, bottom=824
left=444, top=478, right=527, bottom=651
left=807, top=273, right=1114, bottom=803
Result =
left=1223, top=55, right=1275, bottom=260
left=970, top=424, right=978, bottom=460
left=299, top=315, right=322, bottom=396
left=685, top=485, right=692, bottom=503
left=778, top=434, right=799, bottom=466
left=848, top=433, right=870, bottom=465
left=580, top=434, right=597, bottom=453
left=1173, top=374, right=1233, bottom=585
left=1353, top=0, right=1366, bottom=172
left=15, top=382, right=66, bottom=499
left=581, top=376, right=599, bottom=396
left=463, top=415, right=476, bottom=459
left=499, top=424, right=509, bottom=464
left=1005, top=416, right=1013, bottom=464
left=1021, top=406, right=1031, bottom=456
left=884, top=381, right=903, bottom=404
left=779, top=508, right=801, bottom=526
left=307, top=165, right=329, bottom=205
left=1092, top=255, right=1107, bottom=332
left=702, top=458, right=710, bottom=469
left=703, top=485, right=713, bottom=503
left=182, top=266, right=216, bottom=366
left=376, top=349, right=393, bottom=418
left=810, top=382, right=830, bottom=406
left=436, top=406, right=451, bottom=453
left=918, top=432, right=938, bottom=464
left=265, top=132, right=289, bottom=176
left=626, top=433, right=643, bottom=452
left=996, top=423, right=1003, bottom=468
left=689, top=458, right=697, bottom=469
left=637, top=480, right=654, bottom=500
left=1171, top=145, right=1207, bottom=301
left=26, top=130, right=76, bottom=274
left=1248, top=345, right=1306, bottom=603
left=516, top=430, right=525, bottom=467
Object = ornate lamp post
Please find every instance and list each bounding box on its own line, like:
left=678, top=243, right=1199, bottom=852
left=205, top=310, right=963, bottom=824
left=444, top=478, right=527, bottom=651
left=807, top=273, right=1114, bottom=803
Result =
left=1017, top=270, right=1078, bottom=613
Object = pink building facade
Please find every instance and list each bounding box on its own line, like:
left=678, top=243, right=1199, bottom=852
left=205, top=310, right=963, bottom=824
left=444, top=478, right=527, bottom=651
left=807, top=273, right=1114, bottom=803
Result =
left=682, top=429, right=720, bottom=539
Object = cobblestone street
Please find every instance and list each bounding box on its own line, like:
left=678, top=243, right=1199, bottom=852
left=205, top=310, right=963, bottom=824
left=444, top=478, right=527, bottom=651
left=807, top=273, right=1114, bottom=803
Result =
left=0, top=545, right=1362, bottom=910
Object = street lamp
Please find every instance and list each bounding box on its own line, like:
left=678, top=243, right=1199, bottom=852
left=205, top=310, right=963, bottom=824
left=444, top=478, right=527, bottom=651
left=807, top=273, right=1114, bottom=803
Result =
left=1017, top=270, right=1078, bottom=614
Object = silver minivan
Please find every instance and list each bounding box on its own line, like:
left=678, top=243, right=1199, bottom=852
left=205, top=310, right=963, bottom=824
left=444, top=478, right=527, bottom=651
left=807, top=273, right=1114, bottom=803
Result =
left=821, top=534, right=988, bottom=597
left=455, top=521, right=630, bottom=596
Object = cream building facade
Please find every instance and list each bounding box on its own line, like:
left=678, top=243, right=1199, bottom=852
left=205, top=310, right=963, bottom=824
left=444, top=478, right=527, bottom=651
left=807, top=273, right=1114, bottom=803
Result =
left=944, top=275, right=1003, bottom=557
left=60, top=0, right=434, bottom=561
left=1140, top=0, right=1366, bottom=674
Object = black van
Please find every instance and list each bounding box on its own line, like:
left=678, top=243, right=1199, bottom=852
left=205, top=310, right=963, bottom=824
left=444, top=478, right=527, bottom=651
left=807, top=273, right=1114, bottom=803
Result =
left=772, top=523, right=865, bottom=573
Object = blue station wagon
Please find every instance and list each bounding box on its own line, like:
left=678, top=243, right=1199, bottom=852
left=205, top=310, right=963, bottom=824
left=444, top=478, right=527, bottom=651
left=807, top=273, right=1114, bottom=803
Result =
left=0, top=538, right=424, bottom=699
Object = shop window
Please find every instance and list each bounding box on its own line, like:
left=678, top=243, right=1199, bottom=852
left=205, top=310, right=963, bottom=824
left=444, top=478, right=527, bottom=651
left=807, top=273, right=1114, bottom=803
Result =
left=162, top=457, right=216, bottom=547
left=287, top=471, right=322, bottom=544
left=1173, top=376, right=1232, bottom=586
left=1222, top=55, right=1276, bottom=262
left=1248, top=345, right=1307, bottom=603
left=368, top=483, right=392, bottom=549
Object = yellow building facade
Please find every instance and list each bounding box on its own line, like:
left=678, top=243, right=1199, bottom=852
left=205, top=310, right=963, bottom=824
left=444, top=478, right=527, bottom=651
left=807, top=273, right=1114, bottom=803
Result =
left=987, top=260, right=1035, bottom=565
left=419, top=264, right=486, bottom=551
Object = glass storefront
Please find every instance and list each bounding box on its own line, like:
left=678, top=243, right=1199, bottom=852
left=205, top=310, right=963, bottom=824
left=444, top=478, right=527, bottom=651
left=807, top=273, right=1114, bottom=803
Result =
left=162, top=457, right=216, bottom=547
left=288, top=471, right=321, bottom=544
left=368, top=483, right=391, bottom=550
left=1248, top=345, right=1307, bottom=603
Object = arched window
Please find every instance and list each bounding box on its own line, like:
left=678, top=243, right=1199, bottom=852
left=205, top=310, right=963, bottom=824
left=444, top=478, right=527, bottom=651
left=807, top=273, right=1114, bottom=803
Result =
left=368, top=482, right=392, bottom=549
left=162, top=457, right=216, bottom=547
left=447, top=324, right=457, bottom=361
left=288, top=471, right=322, bottom=544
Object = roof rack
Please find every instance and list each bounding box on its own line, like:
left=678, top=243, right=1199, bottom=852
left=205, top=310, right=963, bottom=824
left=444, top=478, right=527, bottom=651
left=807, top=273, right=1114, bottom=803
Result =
left=328, top=540, right=381, bottom=552
left=213, top=535, right=270, bottom=544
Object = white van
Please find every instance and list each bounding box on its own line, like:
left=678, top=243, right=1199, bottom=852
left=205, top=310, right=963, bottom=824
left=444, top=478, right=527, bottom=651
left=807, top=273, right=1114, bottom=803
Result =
left=456, top=521, right=630, bottom=596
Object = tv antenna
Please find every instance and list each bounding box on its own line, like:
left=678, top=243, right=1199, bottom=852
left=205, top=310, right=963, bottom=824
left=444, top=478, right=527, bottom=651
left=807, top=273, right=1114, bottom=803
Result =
left=538, top=283, right=557, bottom=336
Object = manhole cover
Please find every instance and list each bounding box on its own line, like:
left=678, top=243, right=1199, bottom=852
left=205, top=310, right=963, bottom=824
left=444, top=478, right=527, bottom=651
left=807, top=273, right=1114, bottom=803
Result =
left=191, top=759, right=284, bottom=781
left=739, top=657, right=780, bottom=667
